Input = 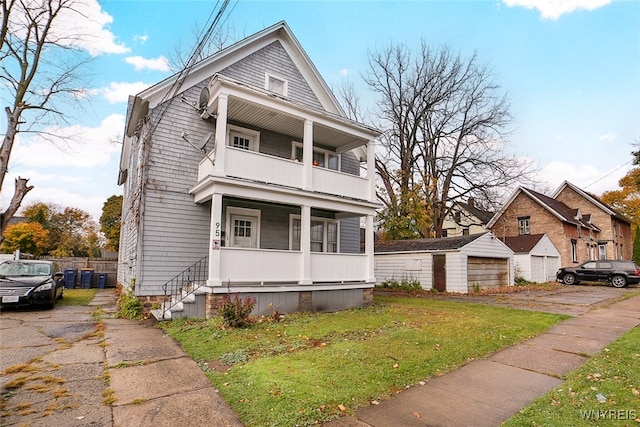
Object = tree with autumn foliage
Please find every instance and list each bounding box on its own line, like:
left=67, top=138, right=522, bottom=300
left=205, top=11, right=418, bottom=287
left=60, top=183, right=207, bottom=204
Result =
left=99, top=195, right=122, bottom=251
left=0, top=222, right=50, bottom=256
left=601, top=166, right=640, bottom=264
left=23, top=202, right=103, bottom=257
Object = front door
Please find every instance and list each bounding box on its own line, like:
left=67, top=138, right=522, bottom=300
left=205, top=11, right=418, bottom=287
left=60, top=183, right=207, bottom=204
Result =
left=230, top=215, right=257, bottom=248
left=433, top=254, right=446, bottom=292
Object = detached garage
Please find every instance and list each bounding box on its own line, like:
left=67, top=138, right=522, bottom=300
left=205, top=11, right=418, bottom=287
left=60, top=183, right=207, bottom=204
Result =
left=501, top=234, right=561, bottom=283
left=375, top=232, right=514, bottom=293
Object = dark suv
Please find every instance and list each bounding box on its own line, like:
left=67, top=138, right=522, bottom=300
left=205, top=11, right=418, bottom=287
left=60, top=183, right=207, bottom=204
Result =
left=556, top=260, right=640, bottom=288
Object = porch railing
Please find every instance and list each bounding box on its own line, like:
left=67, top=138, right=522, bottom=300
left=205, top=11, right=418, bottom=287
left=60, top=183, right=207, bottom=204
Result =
left=160, top=256, right=209, bottom=320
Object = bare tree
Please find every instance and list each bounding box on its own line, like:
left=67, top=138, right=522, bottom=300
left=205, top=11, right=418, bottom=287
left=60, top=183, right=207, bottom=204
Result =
left=0, top=0, right=93, bottom=242
left=366, top=42, right=536, bottom=238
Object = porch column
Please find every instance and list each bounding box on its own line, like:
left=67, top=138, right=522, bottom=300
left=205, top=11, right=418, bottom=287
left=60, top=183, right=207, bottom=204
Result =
left=208, top=193, right=223, bottom=287
left=365, top=214, right=375, bottom=282
left=213, top=94, right=228, bottom=176
left=367, top=140, right=375, bottom=202
left=300, top=204, right=312, bottom=284
left=303, top=119, right=313, bottom=190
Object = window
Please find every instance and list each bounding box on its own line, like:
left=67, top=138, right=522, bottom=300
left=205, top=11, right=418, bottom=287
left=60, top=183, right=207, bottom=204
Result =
left=290, top=215, right=339, bottom=252
left=311, top=221, right=324, bottom=252
left=226, top=207, right=260, bottom=248
left=292, top=142, right=340, bottom=171
left=518, top=217, right=531, bottom=235
left=571, top=239, right=577, bottom=262
left=441, top=229, right=448, bottom=238
left=462, top=228, right=469, bottom=236
left=265, top=73, right=288, bottom=96
left=228, top=125, right=259, bottom=151
left=598, top=243, right=607, bottom=260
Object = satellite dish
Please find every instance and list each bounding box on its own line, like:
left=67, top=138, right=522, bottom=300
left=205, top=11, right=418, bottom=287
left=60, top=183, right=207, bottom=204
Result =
left=198, top=87, right=210, bottom=111
left=198, top=132, right=212, bottom=151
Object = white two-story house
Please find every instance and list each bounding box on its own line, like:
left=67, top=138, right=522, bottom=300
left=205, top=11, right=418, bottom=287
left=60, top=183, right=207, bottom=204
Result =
left=116, top=22, right=380, bottom=319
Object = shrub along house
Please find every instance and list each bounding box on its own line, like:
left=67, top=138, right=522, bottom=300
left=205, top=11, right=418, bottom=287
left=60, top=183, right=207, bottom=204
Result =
left=116, top=22, right=380, bottom=319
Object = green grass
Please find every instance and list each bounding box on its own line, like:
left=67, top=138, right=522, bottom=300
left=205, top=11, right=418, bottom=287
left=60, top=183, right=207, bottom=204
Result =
left=57, top=289, right=97, bottom=306
left=160, top=296, right=568, bottom=426
left=503, top=326, right=640, bottom=426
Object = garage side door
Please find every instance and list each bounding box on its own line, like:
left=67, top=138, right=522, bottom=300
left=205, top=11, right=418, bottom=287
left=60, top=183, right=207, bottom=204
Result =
left=467, top=257, right=508, bottom=291
left=530, top=256, right=545, bottom=283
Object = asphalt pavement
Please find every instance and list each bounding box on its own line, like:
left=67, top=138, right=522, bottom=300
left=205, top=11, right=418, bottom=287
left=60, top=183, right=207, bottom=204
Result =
left=1, top=285, right=639, bottom=427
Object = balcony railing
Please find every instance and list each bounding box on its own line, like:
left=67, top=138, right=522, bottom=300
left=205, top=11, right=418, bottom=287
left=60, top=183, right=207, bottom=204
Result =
left=198, top=147, right=371, bottom=201
left=217, top=247, right=368, bottom=284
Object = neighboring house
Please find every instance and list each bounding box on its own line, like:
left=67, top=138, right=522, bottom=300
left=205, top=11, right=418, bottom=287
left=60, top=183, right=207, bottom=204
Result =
left=552, top=181, right=632, bottom=261
left=487, top=182, right=632, bottom=268
left=374, top=232, right=514, bottom=293
left=441, top=198, right=494, bottom=237
left=501, top=234, right=561, bottom=283
left=116, top=22, right=380, bottom=318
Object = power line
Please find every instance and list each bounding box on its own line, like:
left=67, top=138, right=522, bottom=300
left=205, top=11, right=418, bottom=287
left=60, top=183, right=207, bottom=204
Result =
left=584, top=160, right=632, bottom=189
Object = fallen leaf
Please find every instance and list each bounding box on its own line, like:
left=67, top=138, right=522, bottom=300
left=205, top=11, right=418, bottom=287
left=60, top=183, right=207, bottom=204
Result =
left=338, top=404, right=346, bottom=412
left=392, top=363, right=399, bottom=369
left=412, top=412, right=421, bottom=418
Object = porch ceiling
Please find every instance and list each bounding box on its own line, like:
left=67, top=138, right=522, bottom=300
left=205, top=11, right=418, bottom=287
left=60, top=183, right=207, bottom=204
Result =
left=226, top=97, right=366, bottom=150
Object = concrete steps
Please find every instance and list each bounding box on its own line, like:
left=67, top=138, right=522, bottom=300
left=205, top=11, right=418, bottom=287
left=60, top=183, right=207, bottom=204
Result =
left=151, top=285, right=207, bottom=321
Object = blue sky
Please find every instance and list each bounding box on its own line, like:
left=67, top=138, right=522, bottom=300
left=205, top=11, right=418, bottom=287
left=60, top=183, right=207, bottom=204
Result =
left=3, top=0, right=639, bottom=220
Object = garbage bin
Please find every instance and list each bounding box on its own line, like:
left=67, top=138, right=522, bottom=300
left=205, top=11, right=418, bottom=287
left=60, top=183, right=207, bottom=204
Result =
left=97, top=273, right=107, bottom=289
left=64, top=268, right=77, bottom=289
left=80, top=269, right=94, bottom=289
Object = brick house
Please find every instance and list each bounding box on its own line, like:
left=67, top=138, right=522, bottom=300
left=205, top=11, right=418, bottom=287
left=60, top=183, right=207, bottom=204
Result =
left=552, top=181, right=632, bottom=261
left=486, top=182, right=632, bottom=267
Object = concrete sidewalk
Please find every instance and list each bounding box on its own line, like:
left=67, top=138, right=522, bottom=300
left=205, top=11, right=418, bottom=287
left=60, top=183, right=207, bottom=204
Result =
left=326, top=295, right=640, bottom=427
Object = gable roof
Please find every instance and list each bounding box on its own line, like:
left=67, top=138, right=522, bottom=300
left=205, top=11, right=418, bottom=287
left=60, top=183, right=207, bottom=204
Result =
left=455, top=200, right=494, bottom=224
left=125, top=21, right=344, bottom=135
left=375, top=233, right=487, bottom=253
left=486, top=186, right=600, bottom=231
left=501, top=234, right=546, bottom=253
left=552, top=181, right=631, bottom=224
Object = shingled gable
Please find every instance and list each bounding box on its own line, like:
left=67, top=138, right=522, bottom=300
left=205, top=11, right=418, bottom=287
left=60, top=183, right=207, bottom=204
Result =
left=375, top=232, right=486, bottom=253
left=486, top=187, right=599, bottom=230
left=123, top=21, right=344, bottom=138
left=456, top=200, right=494, bottom=224
left=552, top=180, right=632, bottom=225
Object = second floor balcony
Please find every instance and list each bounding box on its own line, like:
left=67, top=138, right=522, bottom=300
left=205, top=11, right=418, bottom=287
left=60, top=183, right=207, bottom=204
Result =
left=193, top=74, right=378, bottom=204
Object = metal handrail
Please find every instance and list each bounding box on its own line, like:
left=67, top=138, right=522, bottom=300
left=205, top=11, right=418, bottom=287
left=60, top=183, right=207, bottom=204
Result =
left=160, top=256, right=208, bottom=320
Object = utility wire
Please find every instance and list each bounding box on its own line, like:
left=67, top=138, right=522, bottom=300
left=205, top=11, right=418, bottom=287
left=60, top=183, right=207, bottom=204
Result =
left=583, top=159, right=632, bottom=190
left=146, top=0, right=237, bottom=138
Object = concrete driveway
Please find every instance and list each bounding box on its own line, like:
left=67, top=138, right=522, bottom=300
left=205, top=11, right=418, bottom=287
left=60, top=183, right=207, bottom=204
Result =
left=0, top=291, right=242, bottom=427
left=414, top=283, right=639, bottom=316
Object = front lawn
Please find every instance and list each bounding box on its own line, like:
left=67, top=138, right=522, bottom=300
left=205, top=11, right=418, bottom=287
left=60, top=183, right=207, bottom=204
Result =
left=504, top=325, right=640, bottom=426
left=160, top=296, right=568, bottom=426
left=57, top=288, right=97, bottom=306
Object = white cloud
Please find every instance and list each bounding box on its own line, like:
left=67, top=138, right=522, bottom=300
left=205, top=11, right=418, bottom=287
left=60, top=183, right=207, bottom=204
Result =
left=102, top=81, right=151, bottom=103
left=599, top=132, right=617, bottom=142
left=125, top=55, right=171, bottom=72
left=503, top=0, right=612, bottom=20
left=11, top=114, right=124, bottom=168
left=133, top=34, right=149, bottom=44
left=340, top=69, right=349, bottom=76
left=537, top=160, right=627, bottom=195
left=11, top=0, right=131, bottom=56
